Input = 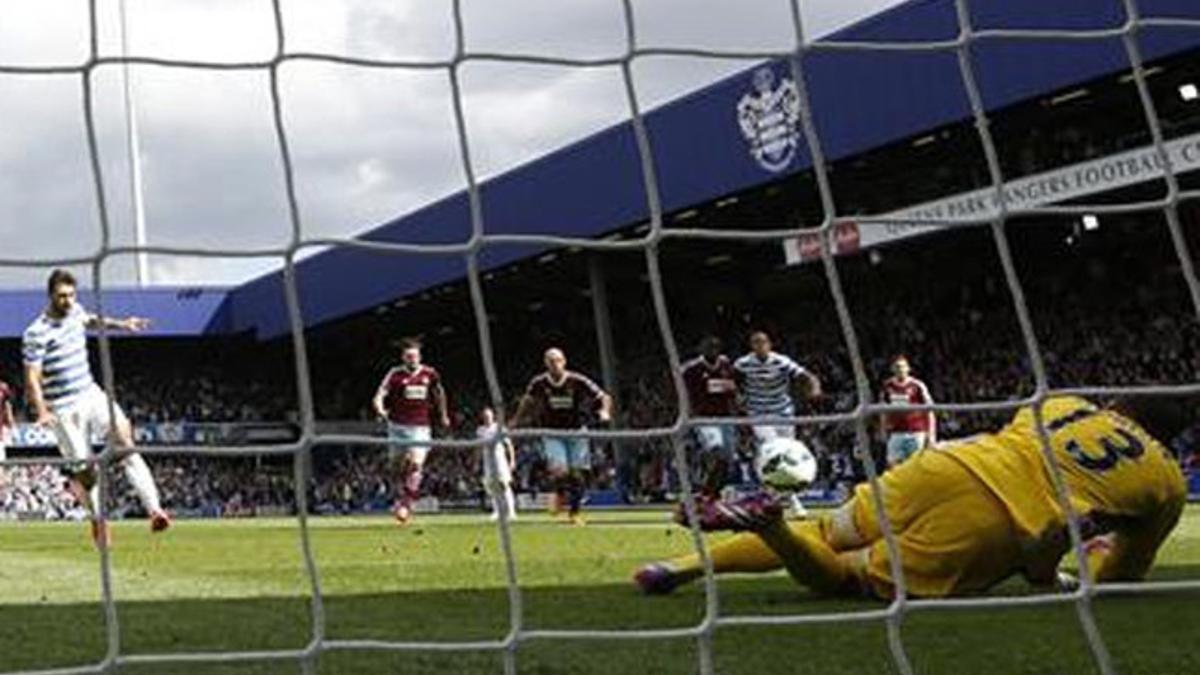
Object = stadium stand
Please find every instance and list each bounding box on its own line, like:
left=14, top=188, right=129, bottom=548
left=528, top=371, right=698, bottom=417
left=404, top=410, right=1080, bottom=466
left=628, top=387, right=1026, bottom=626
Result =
left=3, top=2, right=1200, bottom=518
left=2, top=194, right=1198, bottom=519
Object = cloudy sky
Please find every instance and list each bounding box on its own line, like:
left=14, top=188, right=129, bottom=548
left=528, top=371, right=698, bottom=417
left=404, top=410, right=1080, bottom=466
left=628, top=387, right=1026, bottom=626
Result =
left=0, top=0, right=904, bottom=289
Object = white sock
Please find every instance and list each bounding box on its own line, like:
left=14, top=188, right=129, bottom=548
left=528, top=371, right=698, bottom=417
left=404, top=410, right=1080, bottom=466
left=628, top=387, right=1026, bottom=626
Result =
left=487, top=482, right=518, bottom=520
left=790, top=493, right=808, bottom=517
left=504, top=486, right=517, bottom=518
left=122, top=453, right=162, bottom=514
left=85, top=482, right=100, bottom=516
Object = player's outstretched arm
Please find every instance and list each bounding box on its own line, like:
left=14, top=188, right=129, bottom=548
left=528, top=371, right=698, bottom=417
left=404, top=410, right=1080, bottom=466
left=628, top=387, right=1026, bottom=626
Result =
left=84, top=313, right=151, bottom=333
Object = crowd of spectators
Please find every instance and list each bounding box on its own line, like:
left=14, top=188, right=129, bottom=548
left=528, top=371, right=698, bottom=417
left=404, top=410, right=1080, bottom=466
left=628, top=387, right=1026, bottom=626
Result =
left=2, top=209, right=1198, bottom=520
left=0, top=465, right=84, bottom=521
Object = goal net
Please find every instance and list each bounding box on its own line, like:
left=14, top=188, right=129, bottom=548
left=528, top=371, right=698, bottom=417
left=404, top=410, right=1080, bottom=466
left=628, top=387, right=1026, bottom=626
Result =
left=2, top=0, right=1199, bottom=674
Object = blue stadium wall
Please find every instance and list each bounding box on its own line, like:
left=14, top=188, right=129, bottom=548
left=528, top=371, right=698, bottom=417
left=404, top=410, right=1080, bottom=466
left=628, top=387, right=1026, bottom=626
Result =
left=0, top=287, right=231, bottom=338
left=1, top=0, right=1197, bottom=340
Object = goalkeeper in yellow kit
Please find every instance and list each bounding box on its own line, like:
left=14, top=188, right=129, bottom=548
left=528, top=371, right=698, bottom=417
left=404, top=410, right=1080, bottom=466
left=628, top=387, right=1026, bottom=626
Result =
left=634, top=396, right=1189, bottom=598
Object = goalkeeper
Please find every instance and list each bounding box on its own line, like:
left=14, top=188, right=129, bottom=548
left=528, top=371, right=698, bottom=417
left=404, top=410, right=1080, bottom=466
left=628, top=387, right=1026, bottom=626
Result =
left=636, top=395, right=1188, bottom=598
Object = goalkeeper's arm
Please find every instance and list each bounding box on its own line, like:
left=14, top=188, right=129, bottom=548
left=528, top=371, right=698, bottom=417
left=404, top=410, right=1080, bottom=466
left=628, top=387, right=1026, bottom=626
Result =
left=1086, top=502, right=1184, bottom=583
left=1053, top=501, right=1184, bottom=590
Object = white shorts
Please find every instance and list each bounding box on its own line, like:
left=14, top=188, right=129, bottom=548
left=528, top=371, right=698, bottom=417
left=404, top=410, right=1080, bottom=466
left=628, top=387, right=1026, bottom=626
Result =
left=886, top=432, right=927, bottom=467
left=388, top=424, right=432, bottom=465
left=752, top=423, right=795, bottom=446
left=694, top=425, right=736, bottom=457
left=482, top=444, right=513, bottom=486
left=52, top=385, right=129, bottom=466
left=750, top=407, right=796, bottom=448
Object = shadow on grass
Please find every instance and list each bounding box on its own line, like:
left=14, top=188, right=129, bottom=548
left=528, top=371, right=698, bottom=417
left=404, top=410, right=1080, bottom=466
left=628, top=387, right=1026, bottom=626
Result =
left=3, top=574, right=1199, bottom=674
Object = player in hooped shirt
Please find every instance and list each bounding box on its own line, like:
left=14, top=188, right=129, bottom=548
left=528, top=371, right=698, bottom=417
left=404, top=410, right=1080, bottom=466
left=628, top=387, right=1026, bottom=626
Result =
left=372, top=338, right=450, bottom=525
left=879, top=355, right=936, bottom=467
left=512, top=348, right=612, bottom=525
left=23, top=269, right=170, bottom=547
left=681, top=336, right=740, bottom=495
left=0, top=375, right=14, bottom=462
left=733, top=331, right=822, bottom=515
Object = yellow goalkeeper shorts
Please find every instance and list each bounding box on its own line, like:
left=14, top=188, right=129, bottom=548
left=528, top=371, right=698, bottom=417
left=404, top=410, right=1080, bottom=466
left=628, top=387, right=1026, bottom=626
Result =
left=849, top=447, right=1022, bottom=598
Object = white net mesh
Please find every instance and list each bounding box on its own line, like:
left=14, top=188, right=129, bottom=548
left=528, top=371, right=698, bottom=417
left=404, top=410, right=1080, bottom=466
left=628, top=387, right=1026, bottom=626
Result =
left=2, top=0, right=1200, bottom=674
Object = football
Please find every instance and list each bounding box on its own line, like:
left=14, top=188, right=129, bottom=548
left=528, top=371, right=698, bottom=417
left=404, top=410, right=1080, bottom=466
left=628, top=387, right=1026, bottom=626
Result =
left=757, top=438, right=818, bottom=492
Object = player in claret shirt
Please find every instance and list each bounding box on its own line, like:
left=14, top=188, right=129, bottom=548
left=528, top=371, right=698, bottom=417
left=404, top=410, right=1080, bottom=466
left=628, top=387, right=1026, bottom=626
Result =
left=0, top=373, right=15, bottom=462
left=512, top=347, right=612, bottom=525
left=372, top=338, right=450, bottom=525
left=681, top=336, right=740, bottom=495
left=879, top=355, right=937, bottom=468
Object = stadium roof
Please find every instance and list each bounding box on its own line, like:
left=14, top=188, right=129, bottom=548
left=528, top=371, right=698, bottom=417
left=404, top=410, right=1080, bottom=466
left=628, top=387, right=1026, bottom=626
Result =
left=3, top=0, right=1198, bottom=340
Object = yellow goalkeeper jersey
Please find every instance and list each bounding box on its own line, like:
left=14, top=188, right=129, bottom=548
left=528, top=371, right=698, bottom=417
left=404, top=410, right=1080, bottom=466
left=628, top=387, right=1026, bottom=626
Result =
left=946, top=396, right=1187, bottom=581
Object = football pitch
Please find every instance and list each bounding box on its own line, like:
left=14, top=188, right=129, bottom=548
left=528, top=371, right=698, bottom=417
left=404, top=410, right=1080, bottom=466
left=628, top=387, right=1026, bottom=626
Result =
left=2, top=507, right=1198, bottom=675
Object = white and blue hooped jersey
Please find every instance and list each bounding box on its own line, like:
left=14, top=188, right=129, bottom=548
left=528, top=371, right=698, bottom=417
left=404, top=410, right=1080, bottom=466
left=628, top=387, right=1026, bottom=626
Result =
left=734, top=351, right=808, bottom=416
left=22, top=304, right=95, bottom=411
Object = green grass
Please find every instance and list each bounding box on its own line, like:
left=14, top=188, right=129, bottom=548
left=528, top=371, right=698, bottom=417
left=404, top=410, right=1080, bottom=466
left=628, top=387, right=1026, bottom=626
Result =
left=2, top=507, right=1199, bottom=674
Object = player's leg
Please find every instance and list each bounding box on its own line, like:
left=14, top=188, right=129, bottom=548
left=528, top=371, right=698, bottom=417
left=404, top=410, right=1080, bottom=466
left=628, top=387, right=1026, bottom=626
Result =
left=635, top=499, right=867, bottom=595
left=541, top=437, right=570, bottom=517
left=747, top=422, right=776, bottom=492
left=101, top=393, right=169, bottom=532
left=487, top=477, right=518, bottom=522
left=716, top=425, right=738, bottom=493
left=482, top=448, right=499, bottom=519
left=635, top=528, right=785, bottom=594
left=50, top=406, right=107, bottom=547
left=754, top=518, right=870, bottom=595
left=387, top=424, right=427, bottom=523
left=501, top=479, right=517, bottom=520
left=693, top=426, right=733, bottom=497
left=637, top=451, right=908, bottom=596
left=401, top=427, right=432, bottom=515
left=798, top=448, right=1023, bottom=599
left=564, top=437, right=591, bottom=525
left=387, top=424, right=411, bottom=522
left=483, top=447, right=517, bottom=521
left=495, top=446, right=517, bottom=520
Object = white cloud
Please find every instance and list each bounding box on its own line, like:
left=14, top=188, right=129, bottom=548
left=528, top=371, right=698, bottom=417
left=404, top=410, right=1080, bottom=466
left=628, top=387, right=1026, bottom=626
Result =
left=0, top=0, right=906, bottom=288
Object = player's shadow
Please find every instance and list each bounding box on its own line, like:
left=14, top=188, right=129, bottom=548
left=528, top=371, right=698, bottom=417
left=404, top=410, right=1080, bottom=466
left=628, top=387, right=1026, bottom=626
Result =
left=4, top=569, right=1200, bottom=675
